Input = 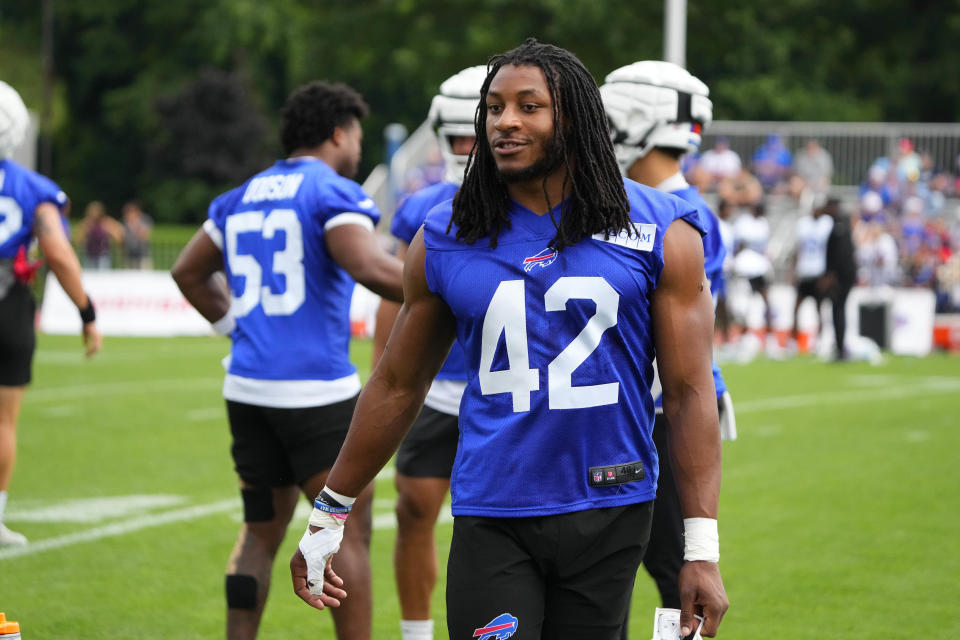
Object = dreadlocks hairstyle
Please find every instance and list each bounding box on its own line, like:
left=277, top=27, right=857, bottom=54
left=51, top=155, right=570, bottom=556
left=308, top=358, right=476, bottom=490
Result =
left=451, top=38, right=630, bottom=249
left=280, top=81, right=369, bottom=155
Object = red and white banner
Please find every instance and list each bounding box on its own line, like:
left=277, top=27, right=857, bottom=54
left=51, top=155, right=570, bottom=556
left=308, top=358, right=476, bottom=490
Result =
left=40, top=270, right=214, bottom=336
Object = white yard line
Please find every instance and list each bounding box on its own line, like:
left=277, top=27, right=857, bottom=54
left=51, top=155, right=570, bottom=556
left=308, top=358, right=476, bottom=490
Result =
left=28, top=377, right=222, bottom=403
left=0, top=498, right=238, bottom=561
left=735, top=379, right=960, bottom=414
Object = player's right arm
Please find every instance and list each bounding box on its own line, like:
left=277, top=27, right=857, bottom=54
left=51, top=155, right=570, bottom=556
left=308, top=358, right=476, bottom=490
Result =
left=652, top=218, right=729, bottom=637
left=292, top=229, right=454, bottom=610
left=34, top=202, right=102, bottom=356
left=325, top=223, right=404, bottom=303
left=370, top=241, right=407, bottom=367
left=171, top=229, right=231, bottom=327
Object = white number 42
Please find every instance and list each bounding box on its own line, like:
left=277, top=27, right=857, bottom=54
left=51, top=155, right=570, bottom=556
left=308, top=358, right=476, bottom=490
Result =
left=479, top=277, right=620, bottom=412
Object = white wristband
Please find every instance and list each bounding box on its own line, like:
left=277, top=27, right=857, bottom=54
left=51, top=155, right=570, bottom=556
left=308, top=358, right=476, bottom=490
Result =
left=683, top=517, right=720, bottom=562
left=211, top=311, right=235, bottom=336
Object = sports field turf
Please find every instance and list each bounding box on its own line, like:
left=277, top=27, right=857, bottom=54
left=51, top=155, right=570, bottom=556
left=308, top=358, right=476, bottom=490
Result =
left=1, top=334, right=958, bottom=638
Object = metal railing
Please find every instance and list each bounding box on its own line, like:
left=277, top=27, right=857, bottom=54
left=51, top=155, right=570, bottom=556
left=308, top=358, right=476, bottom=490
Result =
left=705, top=121, right=960, bottom=187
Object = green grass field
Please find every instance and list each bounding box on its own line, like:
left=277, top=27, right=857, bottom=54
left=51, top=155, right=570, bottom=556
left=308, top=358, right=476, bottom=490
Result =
left=2, top=335, right=958, bottom=638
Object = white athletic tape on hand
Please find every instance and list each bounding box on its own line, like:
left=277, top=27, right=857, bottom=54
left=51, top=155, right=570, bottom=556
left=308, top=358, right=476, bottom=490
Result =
left=683, top=517, right=720, bottom=562
left=298, top=524, right=345, bottom=596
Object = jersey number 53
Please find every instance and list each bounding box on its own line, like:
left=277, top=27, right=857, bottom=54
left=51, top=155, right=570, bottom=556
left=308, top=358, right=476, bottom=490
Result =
left=225, top=209, right=305, bottom=317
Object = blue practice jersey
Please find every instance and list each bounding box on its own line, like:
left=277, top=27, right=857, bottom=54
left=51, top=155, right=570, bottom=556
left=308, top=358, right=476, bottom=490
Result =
left=668, top=183, right=727, bottom=399
left=423, top=178, right=705, bottom=518
left=204, top=157, right=380, bottom=408
left=0, top=159, right=68, bottom=259
left=391, top=181, right=466, bottom=383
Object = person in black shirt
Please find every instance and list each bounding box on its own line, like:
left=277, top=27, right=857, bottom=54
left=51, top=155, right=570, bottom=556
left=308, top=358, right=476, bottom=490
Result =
left=821, top=197, right=857, bottom=360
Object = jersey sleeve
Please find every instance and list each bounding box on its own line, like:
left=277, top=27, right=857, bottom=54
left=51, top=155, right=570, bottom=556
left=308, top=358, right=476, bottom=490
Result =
left=391, top=193, right=425, bottom=244
left=203, top=192, right=231, bottom=250
left=421, top=200, right=458, bottom=300
left=27, top=171, right=68, bottom=213
left=317, top=177, right=381, bottom=232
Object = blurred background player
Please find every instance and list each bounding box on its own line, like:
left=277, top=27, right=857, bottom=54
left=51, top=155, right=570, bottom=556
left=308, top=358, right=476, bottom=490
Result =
left=732, top=202, right=776, bottom=355
left=602, top=60, right=736, bottom=635
left=0, top=80, right=102, bottom=546
left=371, top=65, right=485, bottom=640
left=172, top=81, right=403, bottom=640
left=790, top=196, right=834, bottom=352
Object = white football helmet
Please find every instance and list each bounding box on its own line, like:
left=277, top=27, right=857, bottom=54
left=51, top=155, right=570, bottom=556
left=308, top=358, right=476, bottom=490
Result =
left=0, top=80, right=29, bottom=160
left=600, top=61, right=712, bottom=174
left=428, top=65, right=486, bottom=184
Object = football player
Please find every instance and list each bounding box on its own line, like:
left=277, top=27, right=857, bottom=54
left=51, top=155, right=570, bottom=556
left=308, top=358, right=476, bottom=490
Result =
left=371, top=65, right=485, bottom=640
left=173, top=81, right=402, bottom=640
left=601, top=60, right=737, bottom=635
left=292, top=40, right=728, bottom=639
left=0, top=80, right=102, bottom=546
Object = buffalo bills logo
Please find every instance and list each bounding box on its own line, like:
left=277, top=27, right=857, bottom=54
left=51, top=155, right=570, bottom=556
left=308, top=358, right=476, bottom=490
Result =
left=473, top=613, right=518, bottom=639
left=522, top=247, right=557, bottom=272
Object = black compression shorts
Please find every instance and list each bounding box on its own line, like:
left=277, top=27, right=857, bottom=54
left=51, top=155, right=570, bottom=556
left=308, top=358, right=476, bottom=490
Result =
left=226, top=393, right=358, bottom=487
left=0, top=283, right=36, bottom=387
left=395, top=405, right=459, bottom=478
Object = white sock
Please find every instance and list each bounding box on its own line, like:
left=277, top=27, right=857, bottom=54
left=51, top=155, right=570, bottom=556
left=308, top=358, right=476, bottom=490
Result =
left=0, top=490, right=7, bottom=523
left=400, top=619, right=433, bottom=640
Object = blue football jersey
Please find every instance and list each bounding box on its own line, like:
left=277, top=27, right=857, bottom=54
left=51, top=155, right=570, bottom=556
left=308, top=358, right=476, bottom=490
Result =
left=391, top=181, right=466, bottom=383
left=204, top=157, right=380, bottom=407
left=0, top=159, right=68, bottom=259
left=668, top=183, right=727, bottom=400
left=423, top=178, right=705, bottom=518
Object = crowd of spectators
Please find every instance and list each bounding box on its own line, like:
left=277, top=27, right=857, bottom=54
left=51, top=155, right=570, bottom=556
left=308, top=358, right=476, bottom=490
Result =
left=73, top=199, right=154, bottom=270
left=685, top=135, right=960, bottom=314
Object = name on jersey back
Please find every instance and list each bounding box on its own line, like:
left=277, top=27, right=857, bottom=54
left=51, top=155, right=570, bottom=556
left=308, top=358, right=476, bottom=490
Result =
left=242, top=173, right=305, bottom=204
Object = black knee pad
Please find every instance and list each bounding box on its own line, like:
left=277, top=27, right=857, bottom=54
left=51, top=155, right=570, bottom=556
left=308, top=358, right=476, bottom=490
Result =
left=241, top=487, right=274, bottom=522
left=225, top=574, right=258, bottom=610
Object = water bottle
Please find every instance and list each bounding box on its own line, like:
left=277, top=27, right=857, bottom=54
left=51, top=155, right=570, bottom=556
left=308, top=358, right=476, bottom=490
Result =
left=0, top=613, right=21, bottom=639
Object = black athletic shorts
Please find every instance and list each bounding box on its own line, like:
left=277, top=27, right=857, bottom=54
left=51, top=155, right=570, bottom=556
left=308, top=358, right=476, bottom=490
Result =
left=0, top=283, right=37, bottom=387
left=796, top=277, right=822, bottom=303
left=226, top=394, right=358, bottom=487
left=395, top=405, right=459, bottom=478
left=447, top=501, right=653, bottom=639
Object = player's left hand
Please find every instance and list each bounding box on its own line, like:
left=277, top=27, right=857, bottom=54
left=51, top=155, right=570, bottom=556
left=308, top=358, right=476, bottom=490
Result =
left=678, top=560, right=729, bottom=637
left=290, top=546, right=346, bottom=611
left=82, top=322, right=103, bottom=357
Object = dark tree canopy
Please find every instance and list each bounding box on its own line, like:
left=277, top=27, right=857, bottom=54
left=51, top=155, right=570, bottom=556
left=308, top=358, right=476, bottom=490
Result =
left=1, top=0, right=958, bottom=222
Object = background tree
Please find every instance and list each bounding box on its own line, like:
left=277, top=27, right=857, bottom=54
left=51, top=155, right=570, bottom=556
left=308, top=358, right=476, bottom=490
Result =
left=2, top=0, right=959, bottom=223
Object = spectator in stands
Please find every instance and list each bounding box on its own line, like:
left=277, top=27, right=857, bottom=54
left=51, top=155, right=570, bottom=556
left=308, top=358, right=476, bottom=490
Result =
left=859, top=164, right=895, bottom=209
left=857, top=190, right=888, bottom=225
left=79, top=201, right=122, bottom=270
left=895, top=138, right=921, bottom=185
left=855, top=222, right=900, bottom=288
left=692, top=135, right=741, bottom=191
left=794, top=139, right=833, bottom=195
left=751, top=133, right=792, bottom=192
left=717, top=166, right=763, bottom=208
left=925, top=172, right=951, bottom=219
left=121, top=200, right=153, bottom=270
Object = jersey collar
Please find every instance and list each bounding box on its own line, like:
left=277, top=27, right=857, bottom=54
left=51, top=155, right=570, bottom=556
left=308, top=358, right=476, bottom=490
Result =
left=655, top=171, right=689, bottom=194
